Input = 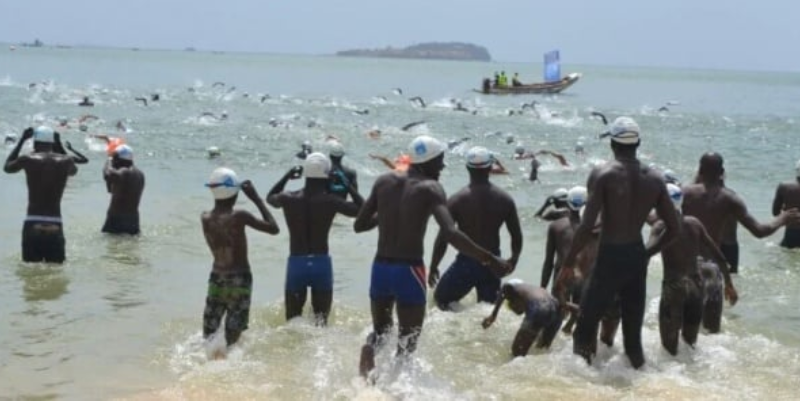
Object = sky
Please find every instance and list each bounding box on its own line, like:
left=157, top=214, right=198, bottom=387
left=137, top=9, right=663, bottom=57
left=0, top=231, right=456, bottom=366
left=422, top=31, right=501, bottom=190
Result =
left=1, top=0, right=799, bottom=72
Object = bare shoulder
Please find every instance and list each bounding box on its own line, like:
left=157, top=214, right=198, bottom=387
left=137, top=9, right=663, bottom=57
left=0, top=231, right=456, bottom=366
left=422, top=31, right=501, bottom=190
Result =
left=683, top=215, right=703, bottom=227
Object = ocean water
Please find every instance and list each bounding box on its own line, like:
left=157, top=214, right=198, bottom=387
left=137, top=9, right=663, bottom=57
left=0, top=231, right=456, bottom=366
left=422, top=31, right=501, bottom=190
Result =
left=1, top=47, right=800, bottom=400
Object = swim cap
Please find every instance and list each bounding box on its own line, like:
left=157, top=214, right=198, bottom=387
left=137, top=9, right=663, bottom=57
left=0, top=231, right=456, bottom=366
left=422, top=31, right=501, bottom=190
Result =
left=114, top=144, right=133, bottom=161
left=552, top=187, right=569, bottom=202
left=206, top=167, right=240, bottom=200
left=207, top=146, right=221, bottom=156
left=303, top=152, right=331, bottom=179
left=667, top=183, right=683, bottom=210
left=515, top=145, right=525, bottom=155
left=408, top=135, right=445, bottom=164
left=79, top=124, right=88, bottom=132
left=795, top=160, right=800, bottom=177
left=506, top=278, right=524, bottom=286
left=600, top=117, right=640, bottom=144
left=465, top=146, right=494, bottom=169
left=567, top=186, right=588, bottom=211
left=328, top=141, right=345, bottom=157
left=33, top=126, right=55, bottom=143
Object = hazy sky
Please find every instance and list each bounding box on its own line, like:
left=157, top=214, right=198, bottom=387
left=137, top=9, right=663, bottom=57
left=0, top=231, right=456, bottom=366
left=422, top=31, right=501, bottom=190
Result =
left=1, top=0, right=798, bottom=71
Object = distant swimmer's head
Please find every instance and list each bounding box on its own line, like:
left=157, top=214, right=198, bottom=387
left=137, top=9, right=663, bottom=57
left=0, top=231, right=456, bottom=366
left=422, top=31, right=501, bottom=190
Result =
left=206, top=167, right=240, bottom=200
left=698, top=152, right=724, bottom=180
left=667, top=183, right=683, bottom=210
left=207, top=146, right=221, bottom=159
left=465, top=146, right=494, bottom=169
left=303, top=152, right=331, bottom=180
left=33, top=125, right=55, bottom=144
left=113, top=144, right=134, bottom=162
left=600, top=116, right=640, bottom=146
left=515, top=145, right=525, bottom=155
left=328, top=141, right=345, bottom=159
left=795, top=160, right=800, bottom=177
left=79, top=124, right=88, bottom=132
left=301, top=140, right=312, bottom=151
left=566, top=186, right=588, bottom=211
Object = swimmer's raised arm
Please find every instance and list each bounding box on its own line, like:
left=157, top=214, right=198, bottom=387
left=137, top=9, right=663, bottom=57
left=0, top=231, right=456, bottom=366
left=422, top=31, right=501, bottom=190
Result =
left=4, top=127, right=34, bottom=174
left=369, top=153, right=395, bottom=170
left=266, top=166, right=302, bottom=208
left=64, top=141, right=89, bottom=164
left=353, top=176, right=381, bottom=233
left=240, top=180, right=279, bottom=235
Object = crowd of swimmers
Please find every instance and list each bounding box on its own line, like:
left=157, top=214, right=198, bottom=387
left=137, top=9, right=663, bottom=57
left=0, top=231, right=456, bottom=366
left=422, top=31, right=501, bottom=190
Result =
left=6, top=116, right=800, bottom=379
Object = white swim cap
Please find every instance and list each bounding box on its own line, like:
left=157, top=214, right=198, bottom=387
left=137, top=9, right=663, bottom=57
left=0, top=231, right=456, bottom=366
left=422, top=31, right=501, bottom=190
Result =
left=304, top=152, right=331, bottom=179
left=667, top=183, right=683, bottom=210
left=114, top=144, right=133, bottom=161
left=795, top=160, right=800, bottom=177
left=408, top=135, right=445, bottom=164
left=600, top=117, right=640, bottom=145
left=567, top=186, right=588, bottom=211
left=206, top=167, right=240, bottom=200
left=33, top=126, right=55, bottom=143
left=552, top=187, right=569, bottom=201
left=465, top=146, right=494, bottom=169
left=328, top=141, right=345, bottom=157
left=506, top=278, right=524, bottom=286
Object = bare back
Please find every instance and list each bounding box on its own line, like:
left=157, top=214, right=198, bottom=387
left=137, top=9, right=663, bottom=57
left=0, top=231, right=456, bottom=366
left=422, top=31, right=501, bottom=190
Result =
left=773, top=180, right=800, bottom=228
left=201, top=209, right=252, bottom=273
left=682, top=183, right=739, bottom=244
left=655, top=216, right=704, bottom=281
left=274, top=190, right=358, bottom=254
left=23, top=153, right=76, bottom=217
left=448, top=182, right=516, bottom=252
left=590, top=160, right=669, bottom=244
left=107, top=166, right=145, bottom=215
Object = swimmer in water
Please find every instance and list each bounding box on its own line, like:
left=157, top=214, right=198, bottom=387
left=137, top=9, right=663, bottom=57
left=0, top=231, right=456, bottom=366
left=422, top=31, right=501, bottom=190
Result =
left=201, top=168, right=279, bottom=353
left=369, top=153, right=411, bottom=173
left=771, top=159, right=800, bottom=249
left=79, top=96, right=94, bottom=107
left=102, top=145, right=145, bottom=235
left=482, top=279, right=578, bottom=357
left=327, top=142, right=358, bottom=201
left=296, top=141, right=313, bottom=160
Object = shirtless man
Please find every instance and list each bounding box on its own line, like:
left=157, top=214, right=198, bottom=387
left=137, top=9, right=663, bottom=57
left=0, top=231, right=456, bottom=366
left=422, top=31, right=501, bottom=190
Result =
left=540, top=186, right=586, bottom=291
left=4, top=126, right=78, bottom=263
left=555, top=117, right=680, bottom=369
left=771, top=160, right=800, bottom=249
left=267, top=153, right=364, bottom=325
left=327, top=141, right=359, bottom=201
left=683, top=153, right=798, bottom=331
left=482, top=279, right=578, bottom=357
left=202, top=168, right=280, bottom=349
left=102, top=145, right=145, bottom=235
left=649, top=184, right=737, bottom=355
left=354, top=136, right=511, bottom=378
left=429, top=146, right=522, bottom=310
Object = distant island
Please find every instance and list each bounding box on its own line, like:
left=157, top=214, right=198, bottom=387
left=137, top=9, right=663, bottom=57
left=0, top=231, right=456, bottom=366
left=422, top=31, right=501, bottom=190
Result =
left=336, top=42, right=491, bottom=62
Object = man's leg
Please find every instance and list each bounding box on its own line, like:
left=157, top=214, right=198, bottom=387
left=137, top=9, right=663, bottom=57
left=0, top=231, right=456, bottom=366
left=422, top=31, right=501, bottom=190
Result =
left=618, top=266, right=647, bottom=369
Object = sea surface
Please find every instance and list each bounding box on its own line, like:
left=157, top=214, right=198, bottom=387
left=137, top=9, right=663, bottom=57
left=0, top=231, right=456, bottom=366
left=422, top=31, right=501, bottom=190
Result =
left=1, top=47, right=800, bottom=400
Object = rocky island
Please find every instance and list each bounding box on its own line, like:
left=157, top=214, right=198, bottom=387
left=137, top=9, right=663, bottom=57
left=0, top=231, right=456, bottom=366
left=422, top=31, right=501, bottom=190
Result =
left=336, top=42, right=491, bottom=62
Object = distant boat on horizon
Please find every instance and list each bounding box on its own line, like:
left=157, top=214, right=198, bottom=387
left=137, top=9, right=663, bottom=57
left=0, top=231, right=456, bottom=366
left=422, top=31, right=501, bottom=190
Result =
left=475, top=49, right=581, bottom=95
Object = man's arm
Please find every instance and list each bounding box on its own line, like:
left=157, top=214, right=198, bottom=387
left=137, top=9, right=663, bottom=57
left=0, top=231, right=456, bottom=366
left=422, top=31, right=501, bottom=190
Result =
left=353, top=179, right=380, bottom=233
left=481, top=288, right=507, bottom=329
left=696, top=219, right=738, bottom=305
left=734, top=193, right=797, bottom=238
left=645, top=183, right=680, bottom=258
left=64, top=141, right=89, bottom=164
left=369, top=154, right=395, bottom=170
left=241, top=180, right=280, bottom=234
left=490, top=159, right=509, bottom=175
left=428, top=230, right=448, bottom=287
left=534, top=196, right=554, bottom=218
left=505, top=201, right=523, bottom=269
left=4, top=127, right=33, bottom=173
left=541, top=225, right=558, bottom=289
left=772, top=184, right=784, bottom=217
left=266, top=166, right=301, bottom=208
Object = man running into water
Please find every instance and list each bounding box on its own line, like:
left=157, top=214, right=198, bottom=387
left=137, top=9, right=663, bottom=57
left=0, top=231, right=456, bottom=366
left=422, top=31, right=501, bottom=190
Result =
left=4, top=126, right=78, bottom=263
left=534, top=187, right=570, bottom=221
left=429, top=146, right=522, bottom=310
left=482, top=279, right=578, bottom=357
left=354, top=135, right=511, bottom=379
left=556, top=117, right=680, bottom=369
left=202, top=168, right=279, bottom=350
left=267, top=153, right=364, bottom=325
left=682, top=152, right=799, bottom=332
left=327, top=141, right=359, bottom=201
left=649, top=184, right=737, bottom=355
left=102, top=145, right=145, bottom=235
left=771, top=160, right=800, bottom=249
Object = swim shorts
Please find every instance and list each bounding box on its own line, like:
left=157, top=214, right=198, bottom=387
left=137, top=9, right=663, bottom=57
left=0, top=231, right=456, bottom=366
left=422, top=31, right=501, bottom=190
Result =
left=102, top=213, right=140, bottom=235
left=720, top=242, right=739, bottom=273
left=780, top=227, right=800, bottom=250
left=22, top=217, right=66, bottom=263
left=369, top=256, right=427, bottom=305
left=203, top=271, right=252, bottom=337
left=285, top=254, right=333, bottom=293
left=434, top=252, right=501, bottom=307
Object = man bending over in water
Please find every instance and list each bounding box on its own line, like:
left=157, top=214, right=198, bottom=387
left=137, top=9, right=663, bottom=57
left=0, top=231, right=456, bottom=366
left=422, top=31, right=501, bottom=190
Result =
left=202, top=168, right=279, bottom=351
left=4, top=126, right=78, bottom=263
left=556, top=117, right=679, bottom=369
left=354, top=136, right=510, bottom=379
left=771, top=160, right=800, bottom=249
left=650, top=184, right=737, bottom=355
left=267, top=153, right=364, bottom=325
left=102, top=145, right=145, bottom=235
left=429, top=146, right=522, bottom=310
left=482, top=279, right=578, bottom=357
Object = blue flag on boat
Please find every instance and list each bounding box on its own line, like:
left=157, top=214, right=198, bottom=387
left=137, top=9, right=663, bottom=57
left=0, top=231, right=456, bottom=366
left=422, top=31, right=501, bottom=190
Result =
left=544, top=50, right=561, bottom=82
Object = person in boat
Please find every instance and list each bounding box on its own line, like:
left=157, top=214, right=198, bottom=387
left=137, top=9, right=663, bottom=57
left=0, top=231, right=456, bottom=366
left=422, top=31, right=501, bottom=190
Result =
left=482, top=279, right=578, bottom=356
left=429, top=146, right=522, bottom=310
left=499, top=71, right=508, bottom=88
left=493, top=72, right=500, bottom=88
left=512, top=73, right=522, bottom=87
left=771, top=160, right=800, bottom=249
left=483, top=78, right=492, bottom=93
